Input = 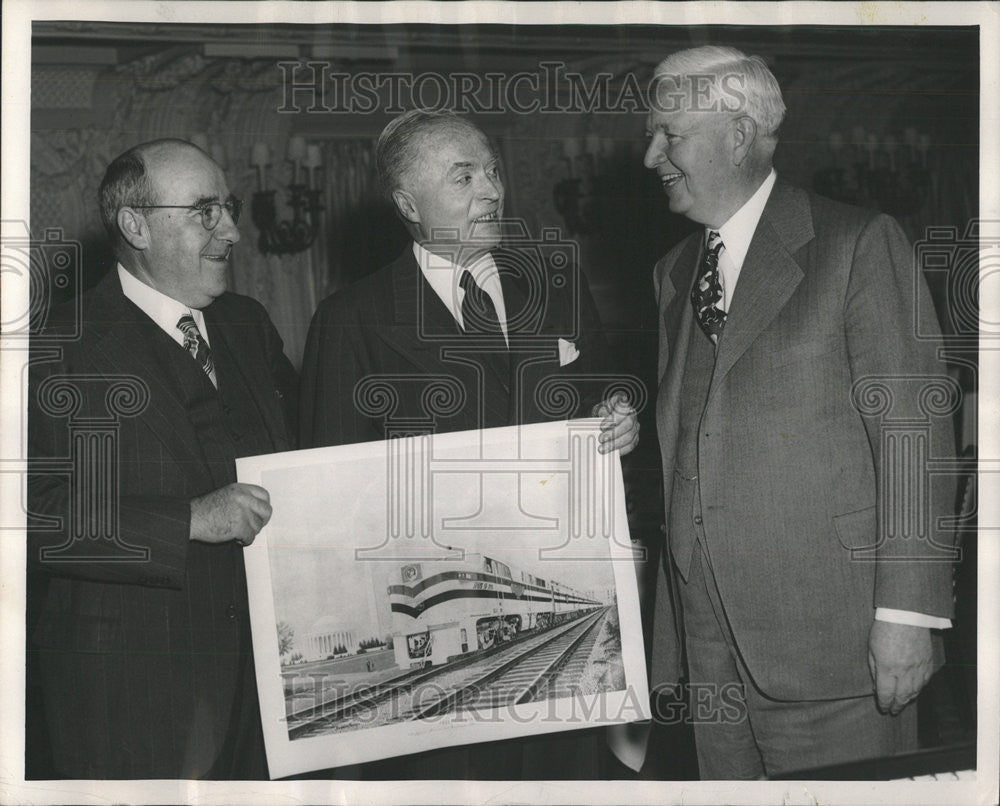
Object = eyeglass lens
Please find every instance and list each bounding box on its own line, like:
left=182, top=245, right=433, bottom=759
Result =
left=203, top=198, right=242, bottom=229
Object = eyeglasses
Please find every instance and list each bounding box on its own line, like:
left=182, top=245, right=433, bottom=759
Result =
left=134, top=197, right=243, bottom=230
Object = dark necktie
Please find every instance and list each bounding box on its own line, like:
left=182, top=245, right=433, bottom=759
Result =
left=459, top=269, right=506, bottom=343
left=176, top=313, right=217, bottom=386
left=691, top=230, right=727, bottom=343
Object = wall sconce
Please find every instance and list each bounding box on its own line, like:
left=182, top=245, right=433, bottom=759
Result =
left=812, top=126, right=931, bottom=216
left=250, top=136, right=325, bottom=255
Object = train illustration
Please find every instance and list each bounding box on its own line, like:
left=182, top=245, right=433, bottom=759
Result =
left=387, top=551, right=603, bottom=668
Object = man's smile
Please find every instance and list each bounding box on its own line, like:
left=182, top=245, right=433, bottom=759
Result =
left=660, top=171, right=684, bottom=189
left=202, top=245, right=232, bottom=262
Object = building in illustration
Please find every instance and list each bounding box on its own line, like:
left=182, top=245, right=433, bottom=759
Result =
left=306, top=616, right=357, bottom=660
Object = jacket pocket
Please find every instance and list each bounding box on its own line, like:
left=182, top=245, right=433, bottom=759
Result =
left=833, top=505, right=878, bottom=550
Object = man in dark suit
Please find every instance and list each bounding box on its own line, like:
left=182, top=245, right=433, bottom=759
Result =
left=27, top=139, right=297, bottom=779
left=301, top=110, right=638, bottom=451
left=645, top=47, right=956, bottom=778
left=299, top=109, right=639, bottom=778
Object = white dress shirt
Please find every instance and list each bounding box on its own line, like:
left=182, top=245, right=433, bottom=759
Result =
left=413, top=241, right=508, bottom=345
left=118, top=264, right=211, bottom=347
left=710, top=175, right=950, bottom=631
left=117, top=264, right=217, bottom=386
left=712, top=169, right=776, bottom=312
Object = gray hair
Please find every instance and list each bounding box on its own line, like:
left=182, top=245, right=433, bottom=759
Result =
left=98, top=144, right=156, bottom=249
left=375, top=108, right=480, bottom=199
left=652, top=46, right=786, bottom=140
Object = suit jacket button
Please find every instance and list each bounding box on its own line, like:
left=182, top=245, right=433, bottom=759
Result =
left=227, top=604, right=237, bottom=620
left=693, top=515, right=703, bottom=525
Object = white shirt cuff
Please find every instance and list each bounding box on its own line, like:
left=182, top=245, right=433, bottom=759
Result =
left=557, top=338, right=580, bottom=366
left=875, top=607, right=952, bottom=629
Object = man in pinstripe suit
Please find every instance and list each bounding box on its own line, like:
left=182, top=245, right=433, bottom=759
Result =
left=27, top=139, right=297, bottom=779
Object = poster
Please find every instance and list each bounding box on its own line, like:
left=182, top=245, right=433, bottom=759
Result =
left=237, top=420, right=649, bottom=779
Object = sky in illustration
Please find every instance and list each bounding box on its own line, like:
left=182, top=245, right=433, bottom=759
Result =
left=258, top=424, right=627, bottom=653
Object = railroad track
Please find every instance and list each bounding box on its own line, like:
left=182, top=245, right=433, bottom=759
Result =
left=413, top=608, right=607, bottom=716
left=288, top=607, right=608, bottom=739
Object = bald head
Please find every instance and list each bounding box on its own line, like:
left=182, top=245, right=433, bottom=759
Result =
left=99, top=139, right=209, bottom=254
left=100, top=139, right=239, bottom=308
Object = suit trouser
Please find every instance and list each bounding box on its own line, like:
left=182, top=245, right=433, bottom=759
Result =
left=37, top=634, right=268, bottom=780
left=677, top=540, right=916, bottom=779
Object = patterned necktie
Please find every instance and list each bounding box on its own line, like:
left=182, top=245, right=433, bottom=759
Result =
left=459, top=269, right=505, bottom=342
left=176, top=313, right=217, bottom=386
left=691, top=230, right=727, bottom=343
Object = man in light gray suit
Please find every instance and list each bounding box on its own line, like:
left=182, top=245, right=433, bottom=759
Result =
left=645, top=46, right=956, bottom=778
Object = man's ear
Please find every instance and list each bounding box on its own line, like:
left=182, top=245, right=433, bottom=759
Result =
left=391, top=189, right=421, bottom=225
left=731, top=116, right=758, bottom=166
left=117, top=207, right=150, bottom=251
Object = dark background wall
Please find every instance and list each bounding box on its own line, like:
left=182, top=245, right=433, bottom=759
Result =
left=30, top=23, right=979, bottom=367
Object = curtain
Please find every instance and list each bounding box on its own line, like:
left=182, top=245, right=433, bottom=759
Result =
left=30, top=51, right=319, bottom=367
left=308, top=138, right=405, bottom=303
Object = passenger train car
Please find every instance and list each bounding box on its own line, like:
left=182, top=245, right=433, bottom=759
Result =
left=387, top=552, right=603, bottom=668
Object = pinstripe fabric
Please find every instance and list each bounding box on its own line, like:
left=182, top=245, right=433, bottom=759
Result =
left=28, top=270, right=297, bottom=778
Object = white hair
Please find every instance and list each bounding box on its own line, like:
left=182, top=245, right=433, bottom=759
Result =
left=652, top=45, right=786, bottom=140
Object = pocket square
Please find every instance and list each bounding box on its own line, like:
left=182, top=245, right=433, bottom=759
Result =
left=557, top=338, right=580, bottom=366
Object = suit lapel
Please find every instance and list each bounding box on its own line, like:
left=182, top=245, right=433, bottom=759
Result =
left=661, top=235, right=701, bottom=385
left=84, top=273, right=210, bottom=478
left=498, top=254, right=562, bottom=424
left=709, top=183, right=813, bottom=397
left=376, top=250, right=464, bottom=377
left=656, top=234, right=700, bottom=475
left=203, top=307, right=289, bottom=452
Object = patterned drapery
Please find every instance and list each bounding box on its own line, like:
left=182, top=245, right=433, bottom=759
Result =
left=31, top=52, right=317, bottom=366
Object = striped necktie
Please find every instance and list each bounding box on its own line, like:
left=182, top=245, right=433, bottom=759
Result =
left=691, top=229, right=727, bottom=343
left=176, top=313, right=217, bottom=386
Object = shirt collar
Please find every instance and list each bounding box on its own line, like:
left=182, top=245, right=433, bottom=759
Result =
left=713, top=169, right=777, bottom=272
left=412, top=241, right=502, bottom=330
left=117, top=264, right=210, bottom=346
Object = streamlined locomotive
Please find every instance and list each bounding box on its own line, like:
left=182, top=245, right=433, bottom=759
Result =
left=388, top=552, right=602, bottom=668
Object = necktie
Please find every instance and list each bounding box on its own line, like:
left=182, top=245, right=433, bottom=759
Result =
left=691, top=230, right=727, bottom=343
left=176, top=313, right=217, bottom=386
left=459, top=269, right=506, bottom=343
